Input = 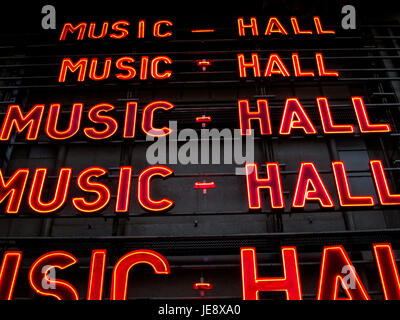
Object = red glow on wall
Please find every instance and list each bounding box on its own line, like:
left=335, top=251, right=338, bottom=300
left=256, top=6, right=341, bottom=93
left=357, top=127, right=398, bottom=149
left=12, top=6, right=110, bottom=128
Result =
left=193, top=283, right=213, bottom=290
left=191, top=29, right=215, bottom=33
left=195, top=116, right=212, bottom=123
left=194, top=182, right=215, bottom=189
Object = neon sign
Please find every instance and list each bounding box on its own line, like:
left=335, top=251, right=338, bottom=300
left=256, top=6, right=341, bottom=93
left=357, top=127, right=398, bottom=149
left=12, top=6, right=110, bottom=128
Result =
left=0, top=244, right=399, bottom=300
left=0, top=97, right=391, bottom=142
left=0, top=13, right=398, bottom=301
left=0, top=159, right=398, bottom=215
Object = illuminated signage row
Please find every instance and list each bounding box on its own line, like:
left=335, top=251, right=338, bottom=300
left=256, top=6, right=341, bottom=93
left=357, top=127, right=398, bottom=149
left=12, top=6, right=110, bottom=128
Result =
left=2, top=12, right=398, bottom=302
left=0, top=96, right=395, bottom=215
left=58, top=52, right=338, bottom=82
left=0, top=97, right=390, bottom=142
left=58, top=17, right=335, bottom=41
left=0, top=160, right=399, bottom=214
left=0, top=244, right=399, bottom=300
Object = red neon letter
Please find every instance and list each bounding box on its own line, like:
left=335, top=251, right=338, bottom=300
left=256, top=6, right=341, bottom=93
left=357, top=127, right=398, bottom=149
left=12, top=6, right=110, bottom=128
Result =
left=142, top=101, right=174, bottom=137
left=290, top=17, right=312, bottom=34
left=370, top=160, right=400, bottom=205
left=110, top=21, right=130, bottom=39
left=292, top=162, right=334, bottom=208
left=46, top=103, right=83, bottom=139
left=153, top=20, right=173, bottom=38
left=88, top=58, right=112, bottom=81
left=87, top=249, right=107, bottom=300
left=264, top=54, right=290, bottom=77
left=88, top=22, right=108, bottom=39
left=238, top=99, right=272, bottom=135
left=237, top=53, right=261, bottom=78
left=140, top=56, right=149, bottom=80
left=123, top=102, right=138, bottom=138
left=0, top=105, right=44, bottom=141
left=245, top=163, right=284, bottom=209
left=151, top=56, right=172, bottom=79
left=59, top=22, right=87, bottom=40
left=28, top=168, right=72, bottom=213
left=84, top=103, right=118, bottom=139
left=73, top=167, right=111, bottom=213
left=265, top=17, right=288, bottom=35
left=110, top=250, right=170, bottom=300
left=241, top=247, right=302, bottom=300
left=237, top=17, right=258, bottom=36
left=317, top=97, right=354, bottom=133
left=0, top=251, right=22, bottom=300
left=373, top=243, right=400, bottom=300
left=352, top=97, right=391, bottom=133
left=332, top=161, right=374, bottom=206
left=314, top=17, right=335, bottom=34
left=279, top=98, right=317, bottom=135
left=0, top=169, right=29, bottom=213
left=58, top=58, right=88, bottom=82
left=138, top=166, right=174, bottom=212
left=29, top=251, right=79, bottom=300
left=317, top=246, right=369, bottom=300
left=115, top=166, right=132, bottom=213
left=116, top=57, right=136, bottom=80
left=137, top=20, right=145, bottom=38
left=292, top=53, right=314, bottom=77
left=316, top=53, right=339, bottom=77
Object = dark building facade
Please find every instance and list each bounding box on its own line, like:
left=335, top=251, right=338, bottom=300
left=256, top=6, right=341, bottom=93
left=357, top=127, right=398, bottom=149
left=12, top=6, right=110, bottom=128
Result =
left=0, top=0, right=400, bottom=300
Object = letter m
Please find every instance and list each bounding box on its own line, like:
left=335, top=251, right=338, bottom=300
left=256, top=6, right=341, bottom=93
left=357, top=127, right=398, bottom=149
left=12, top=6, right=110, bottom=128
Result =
left=0, top=105, right=44, bottom=140
left=0, top=169, right=29, bottom=213
left=59, top=23, right=87, bottom=40
left=58, top=58, right=88, bottom=82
